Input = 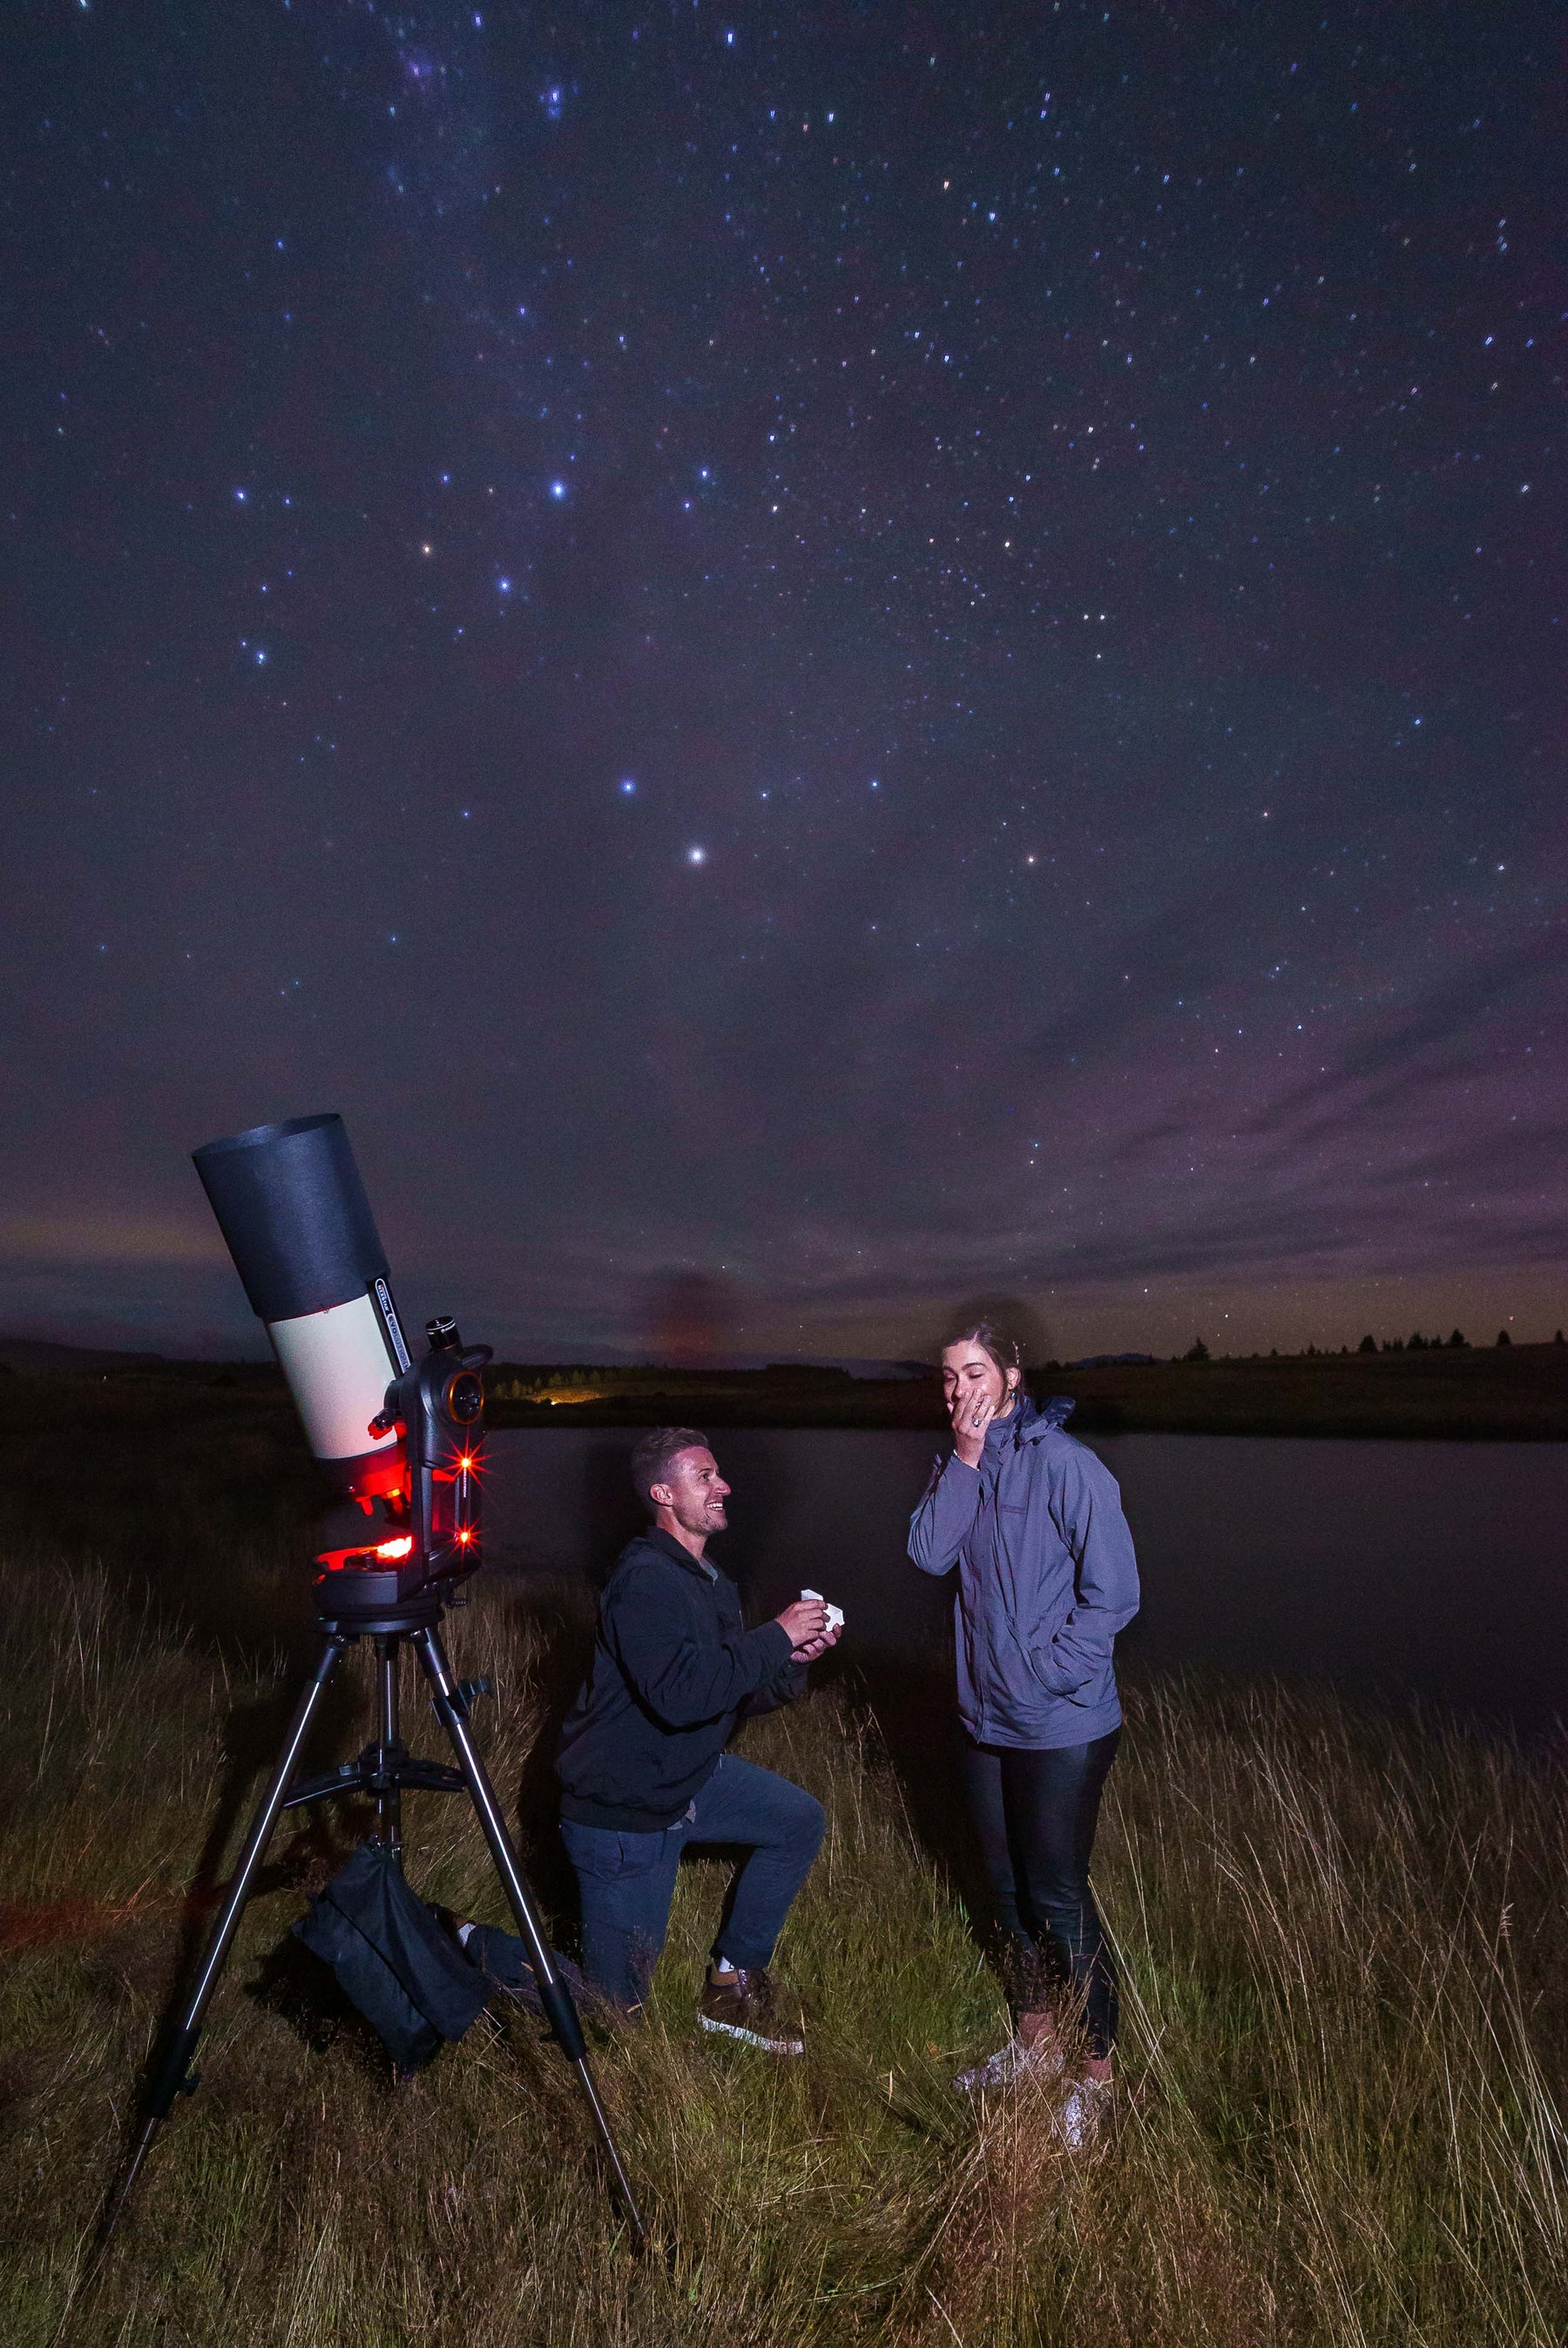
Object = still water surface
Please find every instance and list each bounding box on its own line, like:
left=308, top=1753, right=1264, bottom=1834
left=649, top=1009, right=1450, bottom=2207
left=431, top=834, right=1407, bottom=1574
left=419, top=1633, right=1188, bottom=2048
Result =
left=483, top=1430, right=1567, bottom=1731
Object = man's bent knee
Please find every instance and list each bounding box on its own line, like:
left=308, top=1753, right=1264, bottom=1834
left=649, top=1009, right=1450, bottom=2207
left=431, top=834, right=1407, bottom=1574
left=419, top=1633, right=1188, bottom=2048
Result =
left=783, top=1787, right=827, bottom=1857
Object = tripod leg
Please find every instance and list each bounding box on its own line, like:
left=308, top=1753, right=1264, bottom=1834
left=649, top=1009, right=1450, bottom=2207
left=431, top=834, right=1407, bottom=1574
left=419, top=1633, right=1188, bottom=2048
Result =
left=374, top=1634, right=403, bottom=1858
left=99, top=1634, right=346, bottom=2242
left=411, top=1623, right=647, bottom=2250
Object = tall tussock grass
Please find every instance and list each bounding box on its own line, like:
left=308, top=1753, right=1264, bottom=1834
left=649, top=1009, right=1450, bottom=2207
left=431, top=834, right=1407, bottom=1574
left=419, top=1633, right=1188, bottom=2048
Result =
left=1, top=1544, right=1563, bottom=2345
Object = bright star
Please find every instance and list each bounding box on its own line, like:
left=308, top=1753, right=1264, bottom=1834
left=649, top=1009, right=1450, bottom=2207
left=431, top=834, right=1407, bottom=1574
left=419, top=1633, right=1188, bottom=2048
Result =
left=619, top=779, right=637, bottom=795
left=687, top=845, right=706, bottom=864
left=550, top=480, right=567, bottom=500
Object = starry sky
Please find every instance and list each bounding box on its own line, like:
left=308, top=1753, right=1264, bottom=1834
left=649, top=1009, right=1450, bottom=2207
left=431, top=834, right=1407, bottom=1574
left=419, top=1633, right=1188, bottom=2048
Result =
left=2, top=1, right=1563, bottom=1364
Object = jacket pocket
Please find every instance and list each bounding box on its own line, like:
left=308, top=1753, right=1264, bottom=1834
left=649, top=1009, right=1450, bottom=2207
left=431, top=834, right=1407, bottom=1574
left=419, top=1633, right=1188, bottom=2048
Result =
left=1037, top=1649, right=1111, bottom=1709
left=1024, top=1626, right=1094, bottom=1700
left=1030, top=1654, right=1089, bottom=1699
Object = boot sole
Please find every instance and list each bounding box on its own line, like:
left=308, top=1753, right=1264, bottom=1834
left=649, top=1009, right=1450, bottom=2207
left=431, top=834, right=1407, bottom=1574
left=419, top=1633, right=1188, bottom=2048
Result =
left=698, top=2013, right=805, bottom=2054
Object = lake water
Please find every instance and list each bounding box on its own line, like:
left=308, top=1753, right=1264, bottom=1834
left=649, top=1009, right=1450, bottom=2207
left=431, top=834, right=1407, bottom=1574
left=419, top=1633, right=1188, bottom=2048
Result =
left=482, top=1429, right=1568, bottom=1732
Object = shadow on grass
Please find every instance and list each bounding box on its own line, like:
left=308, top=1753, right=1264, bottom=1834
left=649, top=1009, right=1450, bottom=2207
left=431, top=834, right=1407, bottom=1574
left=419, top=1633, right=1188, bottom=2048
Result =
left=247, top=1930, right=408, bottom=2075
left=483, top=1577, right=595, bottom=1930
left=840, top=1647, right=997, bottom=1947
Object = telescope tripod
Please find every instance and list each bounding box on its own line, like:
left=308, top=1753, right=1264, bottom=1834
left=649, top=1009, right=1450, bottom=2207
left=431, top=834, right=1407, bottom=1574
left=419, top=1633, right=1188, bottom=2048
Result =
left=101, top=1603, right=645, bottom=2250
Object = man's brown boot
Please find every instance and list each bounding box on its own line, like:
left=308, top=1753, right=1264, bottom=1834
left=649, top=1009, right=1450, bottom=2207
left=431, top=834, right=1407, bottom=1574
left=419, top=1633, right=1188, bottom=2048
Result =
left=698, top=1966, right=805, bottom=2054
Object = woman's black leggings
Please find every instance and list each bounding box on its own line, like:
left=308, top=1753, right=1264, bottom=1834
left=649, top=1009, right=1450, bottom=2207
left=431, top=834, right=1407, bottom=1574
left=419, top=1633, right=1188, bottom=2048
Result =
left=962, top=1728, right=1121, bottom=2060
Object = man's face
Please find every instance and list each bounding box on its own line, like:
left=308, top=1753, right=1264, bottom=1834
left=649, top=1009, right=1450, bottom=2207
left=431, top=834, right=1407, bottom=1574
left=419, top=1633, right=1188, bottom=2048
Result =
left=652, top=1446, right=731, bottom=1539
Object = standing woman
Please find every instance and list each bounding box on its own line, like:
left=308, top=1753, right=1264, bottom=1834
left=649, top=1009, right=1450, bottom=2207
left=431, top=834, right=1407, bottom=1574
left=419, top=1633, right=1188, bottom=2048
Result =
left=909, top=1316, right=1139, bottom=2139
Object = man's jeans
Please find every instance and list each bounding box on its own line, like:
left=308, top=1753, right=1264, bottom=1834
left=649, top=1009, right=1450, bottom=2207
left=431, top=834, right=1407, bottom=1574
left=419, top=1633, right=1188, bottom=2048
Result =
left=560, top=1753, right=825, bottom=2009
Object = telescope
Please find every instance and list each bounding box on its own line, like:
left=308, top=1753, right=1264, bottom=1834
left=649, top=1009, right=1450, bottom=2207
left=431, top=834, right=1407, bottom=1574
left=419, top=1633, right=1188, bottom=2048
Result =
left=192, top=1113, right=486, bottom=1615
left=101, top=1114, right=644, bottom=2250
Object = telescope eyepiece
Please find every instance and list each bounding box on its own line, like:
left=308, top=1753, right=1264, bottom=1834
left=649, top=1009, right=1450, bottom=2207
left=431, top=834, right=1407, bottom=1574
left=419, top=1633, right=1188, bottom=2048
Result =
left=427, top=1315, right=461, bottom=1351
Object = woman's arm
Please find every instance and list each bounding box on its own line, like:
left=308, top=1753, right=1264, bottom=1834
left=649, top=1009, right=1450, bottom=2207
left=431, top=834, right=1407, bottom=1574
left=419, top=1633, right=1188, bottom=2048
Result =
left=908, top=1451, right=983, bottom=1575
left=1031, top=1445, right=1140, bottom=1693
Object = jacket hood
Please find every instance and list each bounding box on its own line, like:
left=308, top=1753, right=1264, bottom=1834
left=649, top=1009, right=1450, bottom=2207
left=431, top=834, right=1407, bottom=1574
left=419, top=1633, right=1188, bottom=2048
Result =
left=984, top=1392, right=1076, bottom=1451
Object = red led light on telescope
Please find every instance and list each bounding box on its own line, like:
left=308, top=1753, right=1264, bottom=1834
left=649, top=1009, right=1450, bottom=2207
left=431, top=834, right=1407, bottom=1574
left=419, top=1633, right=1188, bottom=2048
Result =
left=314, top=1527, right=416, bottom=1573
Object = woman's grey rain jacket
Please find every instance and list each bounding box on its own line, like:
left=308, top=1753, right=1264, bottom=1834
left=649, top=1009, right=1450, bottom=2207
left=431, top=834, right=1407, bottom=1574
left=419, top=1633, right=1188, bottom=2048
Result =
left=908, top=1395, right=1139, bottom=1749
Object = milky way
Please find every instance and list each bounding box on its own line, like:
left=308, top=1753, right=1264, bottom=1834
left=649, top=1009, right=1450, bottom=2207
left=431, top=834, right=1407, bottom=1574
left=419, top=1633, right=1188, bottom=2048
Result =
left=2, top=3, right=1561, bottom=1361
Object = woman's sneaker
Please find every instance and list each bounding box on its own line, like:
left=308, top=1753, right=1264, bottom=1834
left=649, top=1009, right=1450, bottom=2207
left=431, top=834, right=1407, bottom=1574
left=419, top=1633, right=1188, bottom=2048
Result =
left=1053, top=2076, right=1112, bottom=2149
left=698, top=1966, right=805, bottom=2054
left=955, top=2034, right=1065, bottom=2094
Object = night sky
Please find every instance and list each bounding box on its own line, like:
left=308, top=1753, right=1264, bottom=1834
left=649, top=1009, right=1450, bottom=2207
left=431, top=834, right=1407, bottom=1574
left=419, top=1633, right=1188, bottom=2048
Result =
left=3, top=3, right=1562, bottom=1364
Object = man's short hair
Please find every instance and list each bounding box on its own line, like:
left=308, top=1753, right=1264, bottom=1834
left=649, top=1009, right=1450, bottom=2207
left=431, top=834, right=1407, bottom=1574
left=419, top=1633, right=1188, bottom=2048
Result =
left=630, top=1426, right=710, bottom=1513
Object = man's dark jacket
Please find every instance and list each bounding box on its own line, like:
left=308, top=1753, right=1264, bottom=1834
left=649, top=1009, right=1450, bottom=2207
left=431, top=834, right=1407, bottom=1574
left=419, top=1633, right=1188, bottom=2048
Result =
left=556, top=1527, right=802, bottom=1831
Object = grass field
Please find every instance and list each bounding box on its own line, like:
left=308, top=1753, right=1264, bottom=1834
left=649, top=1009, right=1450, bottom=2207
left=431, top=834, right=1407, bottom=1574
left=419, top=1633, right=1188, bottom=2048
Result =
left=2, top=1461, right=1565, bottom=2345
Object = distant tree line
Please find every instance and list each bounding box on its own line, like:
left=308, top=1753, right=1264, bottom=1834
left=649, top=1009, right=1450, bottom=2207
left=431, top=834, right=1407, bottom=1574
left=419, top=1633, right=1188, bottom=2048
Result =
left=1357, top=1330, right=1472, bottom=1353
left=1353, top=1330, right=1567, bottom=1353
left=1164, top=1328, right=1566, bottom=1364
left=486, top=1361, right=862, bottom=1401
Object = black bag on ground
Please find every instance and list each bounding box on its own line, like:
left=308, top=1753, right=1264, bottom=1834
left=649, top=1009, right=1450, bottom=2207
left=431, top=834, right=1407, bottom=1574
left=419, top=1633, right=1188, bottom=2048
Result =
left=460, top=1922, right=596, bottom=2025
left=294, top=1841, right=489, bottom=2071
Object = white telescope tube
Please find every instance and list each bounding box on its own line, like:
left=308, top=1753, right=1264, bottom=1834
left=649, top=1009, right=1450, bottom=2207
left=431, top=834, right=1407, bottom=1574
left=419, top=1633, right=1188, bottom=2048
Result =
left=267, top=1293, right=403, bottom=1476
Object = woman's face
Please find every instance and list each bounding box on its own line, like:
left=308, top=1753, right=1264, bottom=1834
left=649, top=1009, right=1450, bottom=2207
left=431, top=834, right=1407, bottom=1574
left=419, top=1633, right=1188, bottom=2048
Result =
left=941, top=1341, right=1017, bottom=1418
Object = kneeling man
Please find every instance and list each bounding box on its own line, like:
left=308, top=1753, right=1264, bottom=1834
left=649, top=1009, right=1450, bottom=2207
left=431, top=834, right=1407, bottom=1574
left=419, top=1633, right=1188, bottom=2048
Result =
left=556, top=1427, right=839, bottom=2052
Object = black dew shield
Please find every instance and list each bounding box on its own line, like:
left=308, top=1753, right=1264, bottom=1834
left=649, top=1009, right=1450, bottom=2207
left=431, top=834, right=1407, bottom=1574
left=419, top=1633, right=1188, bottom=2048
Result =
left=193, top=1115, right=410, bottom=1495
